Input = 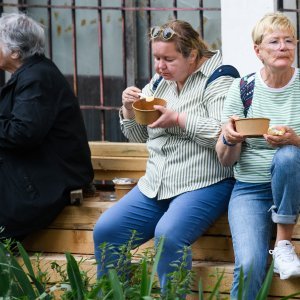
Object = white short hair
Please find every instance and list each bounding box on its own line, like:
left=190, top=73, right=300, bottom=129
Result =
left=0, top=13, right=45, bottom=60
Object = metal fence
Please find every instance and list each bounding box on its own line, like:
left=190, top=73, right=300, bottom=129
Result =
left=1, top=1, right=300, bottom=141
left=277, top=0, right=300, bottom=67
left=0, top=0, right=221, bottom=141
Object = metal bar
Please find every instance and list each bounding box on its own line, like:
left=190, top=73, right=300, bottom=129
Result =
left=296, top=0, right=300, bottom=67
left=47, top=0, right=52, bottom=59
left=173, top=0, right=177, bottom=19
left=277, top=0, right=284, bottom=11
left=278, top=8, right=300, bottom=13
left=18, top=0, right=26, bottom=13
left=147, top=0, right=152, bottom=81
left=97, top=0, right=105, bottom=141
left=79, top=105, right=120, bottom=111
left=199, top=0, right=204, bottom=38
left=0, top=3, right=220, bottom=12
left=122, top=0, right=127, bottom=87
left=0, top=0, right=4, bottom=86
left=71, top=0, right=78, bottom=96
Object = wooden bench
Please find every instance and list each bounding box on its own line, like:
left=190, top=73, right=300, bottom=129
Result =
left=22, top=142, right=300, bottom=299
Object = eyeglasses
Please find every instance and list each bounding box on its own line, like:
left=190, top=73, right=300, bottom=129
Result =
left=150, top=26, right=177, bottom=40
left=263, top=38, right=297, bottom=50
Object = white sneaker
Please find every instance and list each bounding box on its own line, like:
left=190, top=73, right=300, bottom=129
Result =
left=269, top=240, right=300, bottom=280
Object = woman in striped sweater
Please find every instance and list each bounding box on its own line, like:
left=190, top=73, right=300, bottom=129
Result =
left=94, top=20, right=237, bottom=292
left=216, top=12, right=300, bottom=300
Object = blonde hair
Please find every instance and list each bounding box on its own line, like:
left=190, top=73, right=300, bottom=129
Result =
left=252, top=12, right=296, bottom=45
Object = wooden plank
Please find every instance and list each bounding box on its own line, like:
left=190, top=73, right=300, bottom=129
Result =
left=89, top=142, right=148, bottom=157
left=23, top=230, right=236, bottom=259
left=23, top=230, right=94, bottom=254
left=91, top=156, right=147, bottom=171
left=93, top=169, right=145, bottom=181
left=23, top=206, right=300, bottom=259
left=23, top=254, right=96, bottom=283
left=25, top=255, right=300, bottom=298
left=192, top=261, right=300, bottom=298
left=139, top=238, right=235, bottom=262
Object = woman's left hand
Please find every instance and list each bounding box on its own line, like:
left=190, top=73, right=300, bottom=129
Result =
left=264, top=126, right=300, bottom=147
left=148, top=106, right=180, bottom=128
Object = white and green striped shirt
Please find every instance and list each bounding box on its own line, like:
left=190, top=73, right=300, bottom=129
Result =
left=120, top=51, right=234, bottom=200
left=222, top=68, right=300, bottom=183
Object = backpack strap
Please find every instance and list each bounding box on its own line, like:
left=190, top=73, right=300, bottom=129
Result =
left=152, top=65, right=240, bottom=93
left=152, top=75, right=163, bottom=92
left=239, top=73, right=255, bottom=117
left=205, top=65, right=240, bottom=88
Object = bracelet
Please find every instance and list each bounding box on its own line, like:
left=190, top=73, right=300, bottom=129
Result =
left=222, top=134, right=236, bottom=147
left=176, top=112, right=180, bottom=126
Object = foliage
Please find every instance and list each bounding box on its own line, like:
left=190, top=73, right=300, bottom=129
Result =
left=0, top=236, right=300, bottom=299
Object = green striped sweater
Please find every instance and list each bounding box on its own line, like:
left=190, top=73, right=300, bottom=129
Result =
left=222, top=68, right=300, bottom=183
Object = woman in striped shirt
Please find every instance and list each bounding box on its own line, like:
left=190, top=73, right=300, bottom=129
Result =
left=216, top=12, right=300, bottom=300
left=94, top=20, right=236, bottom=291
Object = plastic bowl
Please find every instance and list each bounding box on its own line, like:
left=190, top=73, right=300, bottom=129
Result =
left=113, top=178, right=137, bottom=200
left=235, top=118, right=270, bottom=137
left=132, top=98, right=167, bottom=125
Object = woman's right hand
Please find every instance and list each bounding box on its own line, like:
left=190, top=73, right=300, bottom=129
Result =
left=216, top=116, right=244, bottom=167
left=222, top=115, right=245, bottom=145
left=122, top=86, right=141, bottom=111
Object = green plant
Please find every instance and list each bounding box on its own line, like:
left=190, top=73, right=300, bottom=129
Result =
left=0, top=240, right=49, bottom=299
left=0, top=236, right=300, bottom=300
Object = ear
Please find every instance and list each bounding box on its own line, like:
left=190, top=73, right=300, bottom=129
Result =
left=10, top=51, right=20, bottom=60
left=188, top=49, right=197, bottom=63
left=254, top=44, right=262, bottom=60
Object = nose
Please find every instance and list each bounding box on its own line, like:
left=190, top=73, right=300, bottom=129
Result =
left=158, top=59, right=166, bottom=70
left=278, top=41, right=287, bottom=49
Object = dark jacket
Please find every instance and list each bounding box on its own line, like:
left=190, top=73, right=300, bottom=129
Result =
left=0, top=55, right=93, bottom=239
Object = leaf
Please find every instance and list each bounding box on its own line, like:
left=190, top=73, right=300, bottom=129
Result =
left=108, top=269, right=125, bottom=300
left=17, top=242, right=45, bottom=295
left=198, top=279, right=204, bottom=300
left=208, top=270, right=224, bottom=300
left=237, top=266, right=244, bottom=300
left=66, top=252, right=85, bottom=300
left=255, top=261, right=274, bottom=300
left=280, top=291, right=300, bottom=299
left=0, top=243, right=37, bottom=298
left=140, top=259, right=150, bottom=297
left=147, top=237, right=164, bottom=295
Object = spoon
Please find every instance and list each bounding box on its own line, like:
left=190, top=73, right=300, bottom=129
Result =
left=137, top=93, right=155, bottom=102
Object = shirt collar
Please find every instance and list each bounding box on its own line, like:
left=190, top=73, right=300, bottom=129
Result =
left=195, top=50, right=221, bottom=78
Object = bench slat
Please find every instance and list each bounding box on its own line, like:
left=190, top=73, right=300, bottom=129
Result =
left=93, top=170, right=146, bottom=181
left=89, top=142, right=148, bottom=157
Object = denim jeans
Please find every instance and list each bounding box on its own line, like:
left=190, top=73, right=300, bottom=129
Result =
left=93, top=177, right=235, bottom=290
left=229, top=146, right=300, bottom=300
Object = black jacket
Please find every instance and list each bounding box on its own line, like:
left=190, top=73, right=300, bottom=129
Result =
left=0, top=55, right=93, bottom=239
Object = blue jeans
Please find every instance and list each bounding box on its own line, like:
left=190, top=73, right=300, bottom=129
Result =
left=93, top=178, right=235, bottom=289
left=230, top=146, right=300, bottom=300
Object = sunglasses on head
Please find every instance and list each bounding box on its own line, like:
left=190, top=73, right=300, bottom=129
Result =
left=150, top=26, right=177, bottom=40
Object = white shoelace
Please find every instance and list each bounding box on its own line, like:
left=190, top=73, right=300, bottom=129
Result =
left=269, top=245, right=296, bottom=262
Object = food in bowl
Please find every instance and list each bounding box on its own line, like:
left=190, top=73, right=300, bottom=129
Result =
left=145, top=96, right=155, bottom=102
left=235, top=118, right=270, bottom=137
left=267, top=126, right=286, bottom=136
left=132, top=98, right=167, bottom=125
